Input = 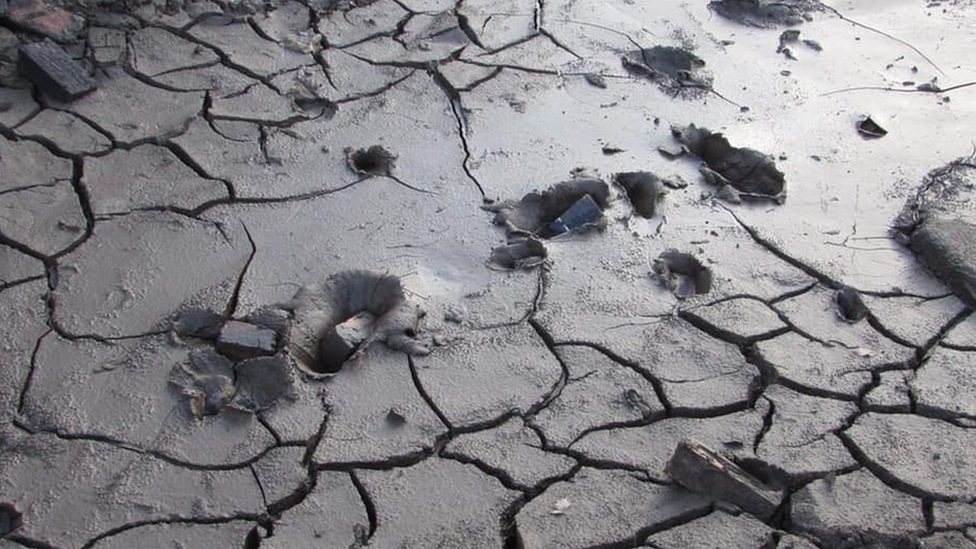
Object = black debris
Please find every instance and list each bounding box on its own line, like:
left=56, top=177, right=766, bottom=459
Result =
left=216, top=320, right=278, bottom=361
left=584, top=73, right=607, bottom=88
left=857, top=116, right=888, bottom=138
left=709, top=0, right=823, bottom=28
left=613, top=172, right=664, bottom=218
left=346, top=145, right=396, bottom=176
left=836, top=286, right=870, bottom=322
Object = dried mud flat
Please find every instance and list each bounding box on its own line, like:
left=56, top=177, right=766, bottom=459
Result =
left=1, top=0, right=976, bottom=548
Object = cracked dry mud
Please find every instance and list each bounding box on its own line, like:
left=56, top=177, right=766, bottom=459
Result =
left=1, top=0, right=975, bottom=548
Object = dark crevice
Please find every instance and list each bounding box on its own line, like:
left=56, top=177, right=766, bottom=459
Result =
left=524, top=318, right=571, bottom=417
left=679, top=306, right=791, bottom=347
left=440, top=450, right=529, bottom=492
left=16, top=329, right=52, bottom=416
left=267, top=464, right=317, bottom=516
left=186, top=176, right=369, bottom=216
left=923, top=499, right=935, bottom=532
left=550, top=340, right=673, bottom=416
left=13, top=419, right=277, bottom=472
left=5, top=535, right=63, bottom=549
left=407, top=355, right=455, bottom=433
left=348, top=470, right=378, bottom=540
left=428, top=67, right=486, bottom=200
left=250, top=463, right=269, bottom=508
left=223, top=221, right=257, bottom=318
left=302, top=405, right=331, bottom=466
left=162, top=140, right=237, bottom=199
left=753, top=397, right=775, bottom=452
left=77, top=515, right=267, bottom=549
left=473, top=266, right=548, bottom=330
left=918, top=307, right=974, bottom=359
left=499, top=462, right=584, bottom=549
left=254, top=413, right=283, bottom=446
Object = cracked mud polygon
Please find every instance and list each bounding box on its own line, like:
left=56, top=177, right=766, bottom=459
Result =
left=1, top=0, right=976, bottom=548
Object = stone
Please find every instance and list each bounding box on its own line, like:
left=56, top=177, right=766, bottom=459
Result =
left=174, top=308, right=224, bottom=340
left=17, top=40, right=94, bottom=102
left=7, top=0, right=85, bottom=43
left=232, top=355, right=296, bottom=412
left=666, top=439, right=783, bottom=521
left=543, top=194, right=603, bottom=237
left=0, top=502, right=22, bottom=536
left=516, top=468, right=712, bottom=549
left=530, top=344, right=665, bottom=448
left=442, top=417, right=577, bottom=490
left=791, top=469, right=925, bottom=547
left=643, top=510, right=775, bottom=549
left=317, top=311, right=376, bottom=373
left=358, top=459, right=518, bottom=549
left=573, top=405, right=768, bottom=482
left=844, top=412, right=976, bottom=500
left=215, top=320, right=278, bottom=361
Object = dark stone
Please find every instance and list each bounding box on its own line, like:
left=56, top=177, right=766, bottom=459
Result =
left=489, top=237, right=547, bottom=270
left=188, top=349, right=235, bottom=378
left=584, top=73, right=607, bottom=88
left=653, top=249, right=713, bottom=298
left=666, top=439, right=783, bottom=521
left=709, top=0, right=823, bottom=28
left=543, top=194, right=603, bottom=237
left=0, top=502, right=23, bottom=536
left=385, top=409, right=407, bottom=428
left=216, top=320, right=278, bottom=361
left=857, top=115, right=887, bottom=138
left=174, top=308, right=223, bottom=340
left=18, top=40, right=96, bottom=102
left=233, top=355, right=295, bottom=412
left=317, top=311, right=376, bottom=373
left=910, top=217, right=976, bottom=307
left=836, top=286, right=869, bottom=322
left=614, top=171, right=664, bottom=218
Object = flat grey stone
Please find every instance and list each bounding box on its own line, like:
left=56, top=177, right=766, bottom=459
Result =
left=863, top=370, right=913, bottom=412
left=912, top=346, right=976, bottom=418
left=667, top=439, right=782, bottom=521
left=411, top=324, right=562, bottom=428
left=755, top=332, right=874, bottom=399
left=443, top=417, right=577, bottom=490
left=216, top=320, right=278, bottom=361
left=51, top=67, right=201, bottom=145
left=531, top=344, right=664, bottom=447
left=22, top=334, right=275, bottom=466
left=681, top=297, right=788, bottom=345
left=756, top=385, right=858, bottom=481
left=863, top=293, right=967, bottom=347
left=52, top=213, right=250, bottom=339
left=643, top=510, right=775, bottom=549
left=639, top=318, right=760, bottom=413
left=232, top=354, right=295, bottom=412
left=573, top=404, right=768, bottom=482
left=17, top=40, right=94, bottom=101
left=844, top=412, right=976, bottom=500
left=189, top=19, right=312, bottom=78
left=358, top=458, right=518, bottom=549
left=16, top=109, right=111, bottom=155
left=311, top=345, right=448, bottom=464
left=791, top=469, right=925, bottom=547
left=0, top=433, right=263, bottom=549
left=260, top=471, right=368, bottom=549
left=516, top=467, right=711, bottom=549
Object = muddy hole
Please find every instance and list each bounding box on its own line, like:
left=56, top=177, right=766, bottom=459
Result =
left=484, top=172, right=611, bottom=238
left=708, top=0, right=823, bottom=28
left=346, top=145, right=396, bottom=176
left=670, top=124, right=786, bottom=202
left=653, top=250, right=713, bottom=298
left=613, top=172, right=665, bottom=218
left=285, top=270, right=428, bottom=376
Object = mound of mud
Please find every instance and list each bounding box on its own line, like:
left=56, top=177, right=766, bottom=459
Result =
left=484, top=174, right=611, bottom=237
left=613, top=172, right=665, bottom=218
left=894, top=159, right=976, bottom=307
left=671, top=124, right=786, bottom=202
left=284, top=270, right=428, bottom=375
left=709, top=0, right=824, bottom=28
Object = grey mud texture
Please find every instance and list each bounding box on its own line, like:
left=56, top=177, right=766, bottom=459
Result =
left=1, top=0, right=975, bottom=548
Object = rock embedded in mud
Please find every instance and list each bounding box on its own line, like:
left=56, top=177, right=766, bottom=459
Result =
left=909, top=217, right=976, bottom=307
left=653, top=249, right=713, bottom=298
left=614, top=172, right=664, bottom=218
left=317, top=311, right=377, bottom=373
left=18, top=40, right=96, bottom=102
left=189, top=374, right=236, bottom=418
left=622, top=45, right=710, bottom=94
left=484, top=175, right=611, bottom=237
left=173, top=308, right=224, bottom=340
left=232, top=355, right=296, bottom=411
left=489, top=237, right=547, bottom=270
left=857, top=115, right=888, bottom=138
left=671, top=124, right=786, bottom=201
left=666, top=439, right=783, bottom=521
left=543, top=194, right=603, bottom=237
left=836, top=286, right=869, bottom=322
left=216, top=320, right=278, bottom=361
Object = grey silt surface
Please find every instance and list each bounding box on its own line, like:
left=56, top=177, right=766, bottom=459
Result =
left=1, top=0, right=976, bottom=548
